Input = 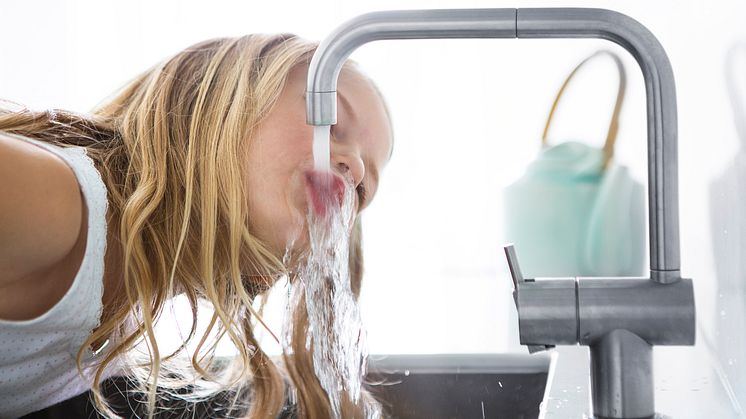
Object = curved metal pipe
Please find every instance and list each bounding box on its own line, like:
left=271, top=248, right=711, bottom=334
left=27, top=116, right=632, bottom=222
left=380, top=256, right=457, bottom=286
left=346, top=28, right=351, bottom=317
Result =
left=305, top=8, right=516, bottom=125
left=517, top=8, right=680, bottom=282
left=305, top=8, right=680, bottom=282
left=306, top=9, right=516, bottom=124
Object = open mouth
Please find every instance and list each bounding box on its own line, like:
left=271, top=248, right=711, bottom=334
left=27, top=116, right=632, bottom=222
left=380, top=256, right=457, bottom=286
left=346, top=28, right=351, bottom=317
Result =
left=304, top=169, right=346, bottom=217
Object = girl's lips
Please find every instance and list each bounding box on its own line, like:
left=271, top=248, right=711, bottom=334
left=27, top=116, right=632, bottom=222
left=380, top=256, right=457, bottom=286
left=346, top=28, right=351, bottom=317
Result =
left=304, top=170, right=346, bottom=217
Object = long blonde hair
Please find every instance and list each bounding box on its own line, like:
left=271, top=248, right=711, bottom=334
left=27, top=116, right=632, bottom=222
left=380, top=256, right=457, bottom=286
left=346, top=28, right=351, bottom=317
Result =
left=0, top=34, right=383, bottom=418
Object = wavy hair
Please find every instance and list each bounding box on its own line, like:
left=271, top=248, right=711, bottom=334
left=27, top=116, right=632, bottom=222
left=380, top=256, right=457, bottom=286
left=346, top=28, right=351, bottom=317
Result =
left=0, top=34, right=386, bottom=418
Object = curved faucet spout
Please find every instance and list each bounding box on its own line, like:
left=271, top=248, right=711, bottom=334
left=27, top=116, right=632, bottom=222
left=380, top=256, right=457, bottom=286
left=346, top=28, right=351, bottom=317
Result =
left=305, top=7, right=680, bottom=281
left=305, top=8, right=517, bottom=125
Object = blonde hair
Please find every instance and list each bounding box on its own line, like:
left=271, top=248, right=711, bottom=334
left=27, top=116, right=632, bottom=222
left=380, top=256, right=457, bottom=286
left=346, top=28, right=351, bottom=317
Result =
left=0, top=34, right=385, bottom=418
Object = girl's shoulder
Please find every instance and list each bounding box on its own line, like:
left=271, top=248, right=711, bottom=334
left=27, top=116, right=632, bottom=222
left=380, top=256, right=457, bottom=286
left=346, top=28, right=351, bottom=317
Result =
left=0, top=132, right=86, bottom=298
left=0, top=133, right=108, bottom=328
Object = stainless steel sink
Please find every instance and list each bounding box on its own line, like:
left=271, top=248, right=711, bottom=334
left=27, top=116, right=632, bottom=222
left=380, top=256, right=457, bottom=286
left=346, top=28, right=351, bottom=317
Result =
left=366, top=353, right=552, bottom=419
left=23, top=353, right=551, bottom=418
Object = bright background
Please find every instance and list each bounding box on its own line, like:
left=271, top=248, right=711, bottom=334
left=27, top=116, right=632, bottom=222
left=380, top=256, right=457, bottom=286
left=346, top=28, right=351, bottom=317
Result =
left=2, top=0, right=746, bottom=416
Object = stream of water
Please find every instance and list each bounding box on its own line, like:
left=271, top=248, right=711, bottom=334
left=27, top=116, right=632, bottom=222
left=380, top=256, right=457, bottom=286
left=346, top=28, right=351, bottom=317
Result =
left=281, top=125, right=378, bottom=418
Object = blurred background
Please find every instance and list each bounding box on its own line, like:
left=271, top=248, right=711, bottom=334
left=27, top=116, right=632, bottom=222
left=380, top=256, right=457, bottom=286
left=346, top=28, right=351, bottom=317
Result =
left=2, top=0, right=745, bottom=416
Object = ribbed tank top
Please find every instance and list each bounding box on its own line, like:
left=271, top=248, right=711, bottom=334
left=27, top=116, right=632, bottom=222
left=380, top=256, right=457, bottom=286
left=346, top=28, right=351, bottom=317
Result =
left=0, top=133, right=123, bottom=418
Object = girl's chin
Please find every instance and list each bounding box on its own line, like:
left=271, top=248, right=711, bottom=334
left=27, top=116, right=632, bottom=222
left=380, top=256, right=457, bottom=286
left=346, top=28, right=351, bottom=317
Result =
left=278, top=223, right=310, bottom=257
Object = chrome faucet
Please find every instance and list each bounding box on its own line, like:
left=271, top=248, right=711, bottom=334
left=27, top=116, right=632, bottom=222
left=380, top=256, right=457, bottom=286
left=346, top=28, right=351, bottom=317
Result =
left=305, top=8, right=696, bottom=419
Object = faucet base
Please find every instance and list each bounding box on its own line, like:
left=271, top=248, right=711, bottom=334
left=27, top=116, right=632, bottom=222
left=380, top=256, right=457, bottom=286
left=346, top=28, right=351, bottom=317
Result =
left=591, top=415, right=656, bottom=419
left=590, top=329, right=654, bottom=418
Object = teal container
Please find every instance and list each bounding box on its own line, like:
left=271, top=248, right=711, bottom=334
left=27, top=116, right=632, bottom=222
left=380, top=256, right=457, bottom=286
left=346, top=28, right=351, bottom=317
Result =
left=503, top=141, right=645, bottom=278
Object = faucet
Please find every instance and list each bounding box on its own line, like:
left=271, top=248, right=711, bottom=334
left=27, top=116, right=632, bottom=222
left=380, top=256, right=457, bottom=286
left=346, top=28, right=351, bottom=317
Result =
left=305, top=8, right=696, bottom=419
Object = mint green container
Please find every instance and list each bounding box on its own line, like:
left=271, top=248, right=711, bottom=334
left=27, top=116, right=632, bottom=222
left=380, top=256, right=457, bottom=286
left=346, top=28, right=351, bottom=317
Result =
left=503, top=50, right=645, bottom=278
left=504, top=141, right=645, bottom=277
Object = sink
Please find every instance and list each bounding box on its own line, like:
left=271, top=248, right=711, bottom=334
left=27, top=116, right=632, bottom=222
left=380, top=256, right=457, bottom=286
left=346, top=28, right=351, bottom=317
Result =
left=367, top=353, right=552, bottom=419
left=21, top=353, right=551, bottom=418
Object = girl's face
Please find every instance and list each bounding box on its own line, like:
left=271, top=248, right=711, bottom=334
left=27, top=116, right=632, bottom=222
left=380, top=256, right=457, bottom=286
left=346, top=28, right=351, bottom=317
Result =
left=245, top=64, right=393, bottom=259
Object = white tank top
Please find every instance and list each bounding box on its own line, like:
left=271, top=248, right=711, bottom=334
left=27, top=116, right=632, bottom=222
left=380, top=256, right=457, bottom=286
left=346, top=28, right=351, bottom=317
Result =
left=0, top=133, right=124, bottom=418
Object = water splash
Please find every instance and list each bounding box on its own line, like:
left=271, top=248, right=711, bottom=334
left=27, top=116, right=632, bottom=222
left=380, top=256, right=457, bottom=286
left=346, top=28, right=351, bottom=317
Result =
left=282, top=169, right=374, bottom=419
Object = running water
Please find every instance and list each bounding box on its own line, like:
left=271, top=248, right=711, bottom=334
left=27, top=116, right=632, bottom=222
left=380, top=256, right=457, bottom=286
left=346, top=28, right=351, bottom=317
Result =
left=281, top=128, right=379, bottom=418
left=313, top=125, right=331, bottom=172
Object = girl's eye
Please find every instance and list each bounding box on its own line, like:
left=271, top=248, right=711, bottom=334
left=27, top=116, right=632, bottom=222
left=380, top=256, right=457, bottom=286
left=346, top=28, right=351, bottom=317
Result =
left=356, top=182, right=367, bottom=208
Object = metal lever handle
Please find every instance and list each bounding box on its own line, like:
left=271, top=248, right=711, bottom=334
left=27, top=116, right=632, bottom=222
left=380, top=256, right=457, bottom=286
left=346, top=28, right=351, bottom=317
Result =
left=503, top=244, right=522, bottom=309
left=503, top=244, right=554, bottom=354
left=504, top=244, right=526, bottom=289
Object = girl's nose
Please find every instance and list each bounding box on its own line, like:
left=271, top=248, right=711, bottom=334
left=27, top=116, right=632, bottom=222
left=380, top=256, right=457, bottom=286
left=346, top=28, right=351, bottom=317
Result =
left=332, top=152, right=365, bottom=188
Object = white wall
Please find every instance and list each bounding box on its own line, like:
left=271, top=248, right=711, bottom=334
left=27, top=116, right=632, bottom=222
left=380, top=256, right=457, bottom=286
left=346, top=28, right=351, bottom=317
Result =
left=3, top=0, right=746, bottom=411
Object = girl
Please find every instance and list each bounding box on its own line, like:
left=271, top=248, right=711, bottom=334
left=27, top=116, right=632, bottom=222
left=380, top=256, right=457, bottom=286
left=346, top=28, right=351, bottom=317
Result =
left=0, top=33, right=393, bottom=418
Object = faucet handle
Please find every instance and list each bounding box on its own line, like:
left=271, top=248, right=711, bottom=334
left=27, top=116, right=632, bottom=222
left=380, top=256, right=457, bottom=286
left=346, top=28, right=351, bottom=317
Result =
left=504, top=244, right=556, bottom=354
left=504, top=244, right=527, bottom=289
left=503, top=244, right=526, bottom=309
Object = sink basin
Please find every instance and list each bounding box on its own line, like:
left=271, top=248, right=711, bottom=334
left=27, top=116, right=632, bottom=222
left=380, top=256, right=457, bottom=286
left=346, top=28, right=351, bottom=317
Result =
left=367, top=353, right=552, bottom=419
left=21, top=353, right=551, bottom=418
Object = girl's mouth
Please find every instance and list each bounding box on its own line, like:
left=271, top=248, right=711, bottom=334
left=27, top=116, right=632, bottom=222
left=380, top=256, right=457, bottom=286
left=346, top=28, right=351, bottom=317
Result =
left=304, top=170, right=346, bottom=217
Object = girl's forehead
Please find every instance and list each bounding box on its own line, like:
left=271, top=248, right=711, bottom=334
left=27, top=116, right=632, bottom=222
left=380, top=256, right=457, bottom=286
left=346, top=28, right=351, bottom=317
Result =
left=289, top=63, right=368, bottom=90
left=338, top=66, right=374, bottom=90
